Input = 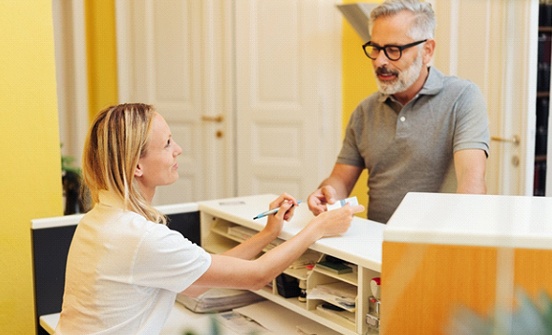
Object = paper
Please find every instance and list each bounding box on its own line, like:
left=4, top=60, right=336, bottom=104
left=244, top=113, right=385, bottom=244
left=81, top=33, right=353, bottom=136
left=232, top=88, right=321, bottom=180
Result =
left=308, top=282, right=357, bottom=312
left=326, top=196, right=359, bottom=211
left=176, top=288, right=265, bottom=313
left=234, top=300, right=340, bottom=334
left=216, top=311, right=271, bottom=334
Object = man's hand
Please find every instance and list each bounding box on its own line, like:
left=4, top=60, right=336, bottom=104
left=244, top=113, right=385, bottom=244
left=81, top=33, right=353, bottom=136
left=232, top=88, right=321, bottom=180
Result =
left=307, top=185, right=338, bottom=215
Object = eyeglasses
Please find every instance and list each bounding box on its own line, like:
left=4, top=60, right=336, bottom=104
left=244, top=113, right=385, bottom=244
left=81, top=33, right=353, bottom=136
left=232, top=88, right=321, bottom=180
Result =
left=362, top=39, right=428, bottom=61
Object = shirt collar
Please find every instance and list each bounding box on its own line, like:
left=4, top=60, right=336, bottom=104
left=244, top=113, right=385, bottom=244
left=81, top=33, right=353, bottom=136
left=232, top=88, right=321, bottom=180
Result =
left=377, top=66, right=443, bottom=103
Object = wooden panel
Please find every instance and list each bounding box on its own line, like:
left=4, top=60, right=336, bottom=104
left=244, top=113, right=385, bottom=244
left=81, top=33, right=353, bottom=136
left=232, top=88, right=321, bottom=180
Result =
left=381, top=242, right=552, bottom=334
left=381, top=242, right=498, bottom=334
left=514, top=248, right=552, bottom=297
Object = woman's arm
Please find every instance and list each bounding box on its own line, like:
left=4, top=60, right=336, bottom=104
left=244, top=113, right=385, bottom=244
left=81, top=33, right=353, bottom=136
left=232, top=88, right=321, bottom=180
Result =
left=183, top=202, right=364, bottom=294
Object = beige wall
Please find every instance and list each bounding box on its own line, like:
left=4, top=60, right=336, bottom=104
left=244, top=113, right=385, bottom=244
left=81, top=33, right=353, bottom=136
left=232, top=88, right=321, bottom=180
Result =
left=0, top=1, right=63, bottom=334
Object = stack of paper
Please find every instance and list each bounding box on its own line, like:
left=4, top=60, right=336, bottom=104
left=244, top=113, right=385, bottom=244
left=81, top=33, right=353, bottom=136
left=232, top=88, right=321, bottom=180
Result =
left=309, top=282, right=357, bottom=312
left=176, top=288, right=265, bottom=313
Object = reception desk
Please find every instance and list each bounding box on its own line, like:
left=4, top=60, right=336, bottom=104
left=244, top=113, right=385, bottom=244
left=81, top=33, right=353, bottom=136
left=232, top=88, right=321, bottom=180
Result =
left=35, top=192, right=552, bottom=334
left=32, top=194, right=383, bottom=335
left=381, top=192, right=552, bottom=334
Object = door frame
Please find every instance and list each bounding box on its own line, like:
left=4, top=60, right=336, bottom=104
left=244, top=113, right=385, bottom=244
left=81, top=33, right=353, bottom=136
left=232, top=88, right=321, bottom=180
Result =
left=53, top=0, right=89, bottom=168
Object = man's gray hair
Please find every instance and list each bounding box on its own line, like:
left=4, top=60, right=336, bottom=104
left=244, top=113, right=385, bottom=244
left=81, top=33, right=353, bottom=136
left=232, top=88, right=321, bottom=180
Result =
left=369, top=0, right=435, bottom=40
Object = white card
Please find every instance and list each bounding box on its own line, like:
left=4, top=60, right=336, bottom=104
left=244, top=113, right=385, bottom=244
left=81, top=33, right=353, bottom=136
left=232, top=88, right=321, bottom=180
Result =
left=326, top=196, right=359, bottom=211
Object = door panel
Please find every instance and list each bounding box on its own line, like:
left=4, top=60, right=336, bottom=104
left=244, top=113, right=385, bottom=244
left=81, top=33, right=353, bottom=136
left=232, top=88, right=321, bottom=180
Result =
left=433, top=0, right=537, bottom=195
left=235, top=0, right=342, bottom=199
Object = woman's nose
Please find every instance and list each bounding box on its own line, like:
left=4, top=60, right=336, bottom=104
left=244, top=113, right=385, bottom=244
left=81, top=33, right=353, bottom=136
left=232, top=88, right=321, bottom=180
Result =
left=174, top=142, right=183, bottom=156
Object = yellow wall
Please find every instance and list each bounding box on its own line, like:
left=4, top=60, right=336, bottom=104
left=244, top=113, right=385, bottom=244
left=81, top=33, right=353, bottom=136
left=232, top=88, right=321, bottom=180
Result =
left=85, top=0, right=118, bottom=121
left=342, top=0, right=380, bottom=217
left=0, top=1, right=63, bottom=334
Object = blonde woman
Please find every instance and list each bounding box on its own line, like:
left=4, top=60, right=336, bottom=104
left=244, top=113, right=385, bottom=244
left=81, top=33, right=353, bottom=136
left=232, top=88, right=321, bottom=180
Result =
left=55, top=103, right=363, bottom=334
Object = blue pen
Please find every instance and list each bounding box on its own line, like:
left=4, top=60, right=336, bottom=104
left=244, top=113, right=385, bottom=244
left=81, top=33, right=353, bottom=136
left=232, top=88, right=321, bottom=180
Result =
left=253, top=200, right=302, bottom=220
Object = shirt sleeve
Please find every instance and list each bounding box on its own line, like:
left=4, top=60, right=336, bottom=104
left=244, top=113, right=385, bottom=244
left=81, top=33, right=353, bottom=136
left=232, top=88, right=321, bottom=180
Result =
left=131, top=223, right=212, bottom=293
left=452, top=82, right=491, bottom=156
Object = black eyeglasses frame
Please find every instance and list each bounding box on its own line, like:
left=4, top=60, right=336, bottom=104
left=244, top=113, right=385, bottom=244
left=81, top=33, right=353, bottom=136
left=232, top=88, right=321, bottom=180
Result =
left=362, top=39, right=428, bottom=61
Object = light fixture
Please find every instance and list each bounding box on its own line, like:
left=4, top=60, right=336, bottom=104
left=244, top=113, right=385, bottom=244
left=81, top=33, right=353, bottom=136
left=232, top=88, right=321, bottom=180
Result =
left=336, top=3, right=377, bottom=43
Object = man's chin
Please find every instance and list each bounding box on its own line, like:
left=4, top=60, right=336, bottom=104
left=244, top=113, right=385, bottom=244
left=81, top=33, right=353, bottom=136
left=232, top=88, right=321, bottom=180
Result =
left=376, top=82, right=399, bottom=95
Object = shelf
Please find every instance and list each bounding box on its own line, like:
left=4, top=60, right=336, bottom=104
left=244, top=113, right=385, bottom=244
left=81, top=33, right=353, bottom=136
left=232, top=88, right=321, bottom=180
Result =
left=283, top=267, right=310, bottom=281
left=198, top=194, right=383, bottom=335
left=313, top=265, right=358, bottom=286
left=314, top=304, right=356, bottom=332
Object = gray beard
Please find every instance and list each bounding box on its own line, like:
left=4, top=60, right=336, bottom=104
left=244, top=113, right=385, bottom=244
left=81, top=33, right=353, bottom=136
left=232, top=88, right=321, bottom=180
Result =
left=376, top=53, right=423, bottom=95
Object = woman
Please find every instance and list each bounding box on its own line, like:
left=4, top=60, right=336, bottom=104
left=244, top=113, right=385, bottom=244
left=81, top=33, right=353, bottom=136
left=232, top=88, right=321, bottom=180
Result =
left=55, top=103, right=363, bottom=334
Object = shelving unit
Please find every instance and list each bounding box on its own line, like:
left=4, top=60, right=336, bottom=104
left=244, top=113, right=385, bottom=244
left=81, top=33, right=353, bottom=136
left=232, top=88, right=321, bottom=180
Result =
left=534, top=1, right=552, bottom=195
left=198, top=194, right=384, bottom=335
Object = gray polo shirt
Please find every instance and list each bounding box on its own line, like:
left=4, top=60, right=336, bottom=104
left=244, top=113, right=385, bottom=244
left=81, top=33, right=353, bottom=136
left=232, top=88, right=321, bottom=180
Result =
left=337, top=67, right=490, bottom=223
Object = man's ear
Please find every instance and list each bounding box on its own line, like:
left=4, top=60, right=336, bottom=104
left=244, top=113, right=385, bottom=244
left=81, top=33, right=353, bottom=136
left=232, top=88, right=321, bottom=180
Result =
left=134, top=163, right=144, bottom=177
left=423, top=39, right=436, bottom=64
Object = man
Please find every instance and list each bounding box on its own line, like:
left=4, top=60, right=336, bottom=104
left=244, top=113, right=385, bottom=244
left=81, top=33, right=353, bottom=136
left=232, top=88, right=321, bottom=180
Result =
left=307, top=0, right=490, bottom=223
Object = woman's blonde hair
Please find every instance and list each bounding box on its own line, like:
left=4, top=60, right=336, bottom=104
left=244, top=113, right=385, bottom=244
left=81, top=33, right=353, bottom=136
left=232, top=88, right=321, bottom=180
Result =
left=82, top=103, right=166, bottom=224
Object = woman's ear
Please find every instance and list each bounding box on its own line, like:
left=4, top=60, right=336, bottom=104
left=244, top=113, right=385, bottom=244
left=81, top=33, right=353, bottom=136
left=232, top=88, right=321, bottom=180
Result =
left=134, top=163, right=144, bottom=177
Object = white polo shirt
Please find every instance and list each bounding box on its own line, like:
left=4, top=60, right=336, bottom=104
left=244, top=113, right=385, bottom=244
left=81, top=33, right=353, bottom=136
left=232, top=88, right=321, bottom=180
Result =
left=55, top=191, right=211, bottom=334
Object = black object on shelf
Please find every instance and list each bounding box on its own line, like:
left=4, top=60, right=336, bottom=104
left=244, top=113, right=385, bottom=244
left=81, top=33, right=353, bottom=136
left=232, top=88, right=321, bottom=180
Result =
left=276, top=273, right=301, bottom=298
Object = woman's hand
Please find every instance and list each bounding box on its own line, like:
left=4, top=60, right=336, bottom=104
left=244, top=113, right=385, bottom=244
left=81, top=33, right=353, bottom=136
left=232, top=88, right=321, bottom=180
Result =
left=307, top=203, right=364, bottom=238
left=263, top=193, right=299, bottom=237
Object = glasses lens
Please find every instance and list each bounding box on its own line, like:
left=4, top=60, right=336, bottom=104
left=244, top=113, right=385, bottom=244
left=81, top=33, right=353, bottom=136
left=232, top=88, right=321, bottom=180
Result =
left=364, top=45, right=378, bottom=60
left=384, top=46, right=401, bottom=61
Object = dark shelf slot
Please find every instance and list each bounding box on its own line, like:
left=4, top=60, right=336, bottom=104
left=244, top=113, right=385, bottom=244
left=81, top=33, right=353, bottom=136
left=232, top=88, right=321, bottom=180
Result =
left=534, top=5, right=552, bottom=195
left=536, top=155, right=548, bottom=162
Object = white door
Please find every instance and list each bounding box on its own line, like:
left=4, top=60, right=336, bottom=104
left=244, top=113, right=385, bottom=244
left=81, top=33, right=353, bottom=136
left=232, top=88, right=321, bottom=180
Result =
left=432, top=0, right=538, bottom=196
left=115, top=0, right=342, bottom=205
left=116, top=0, right=230, bottom=204
left=234, top=0, right=342, bottom=198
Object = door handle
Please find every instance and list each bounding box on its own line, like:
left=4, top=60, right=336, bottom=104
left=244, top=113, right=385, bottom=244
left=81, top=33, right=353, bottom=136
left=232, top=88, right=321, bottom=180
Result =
left=491, top=135, right=520, bottom=146
left=201, top=114, right=224, bottom=123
